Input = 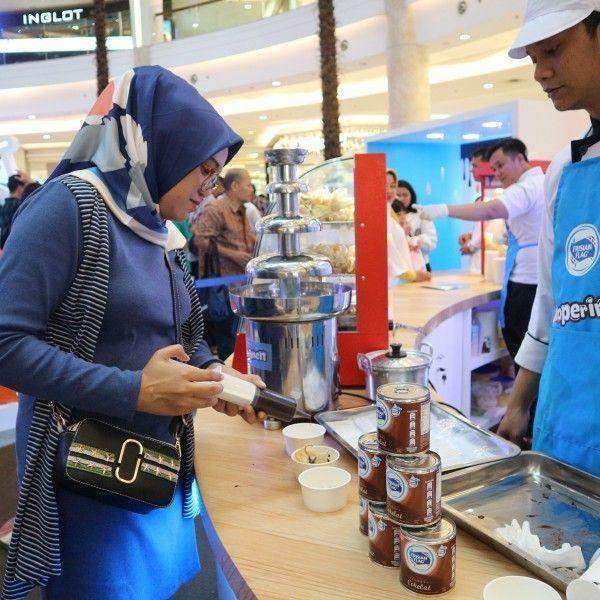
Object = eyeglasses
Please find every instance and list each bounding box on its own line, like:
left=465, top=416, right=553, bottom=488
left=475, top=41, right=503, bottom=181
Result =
left=199, top=160, right=220, bottom=193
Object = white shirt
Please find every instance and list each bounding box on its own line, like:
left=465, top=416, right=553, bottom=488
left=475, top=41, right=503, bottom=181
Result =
left=387, top=205, right=412, bottom=281
left=245, top=202, right=261, bottom=233
left=405, top=211, right=437, bottom=266
left=516, top=137, right=600, bottom=373
left=499, top=166, right=545, bottom=285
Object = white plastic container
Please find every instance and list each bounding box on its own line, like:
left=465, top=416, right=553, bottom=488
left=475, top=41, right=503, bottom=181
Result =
left=483, top=576, right=561, bottom=600
left=567, top=548, right=600, bottom=600
left=290, top=445, right=340, bottom=478
left=298, top=466, right=351, bottom=513
left=282, top=422, right=325, bottom=456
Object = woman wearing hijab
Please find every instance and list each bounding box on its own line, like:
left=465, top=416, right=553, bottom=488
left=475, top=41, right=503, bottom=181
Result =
left=394, top=179, right=438, bottom=272
left=0, top=66, right=265, bottom=600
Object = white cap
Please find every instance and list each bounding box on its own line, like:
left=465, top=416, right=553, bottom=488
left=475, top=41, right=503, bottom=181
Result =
left=509, top=0, right=600, bottom=59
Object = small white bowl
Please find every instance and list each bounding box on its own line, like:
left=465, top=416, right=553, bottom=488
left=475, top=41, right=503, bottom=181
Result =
left=290, top=445, right=340, bottom=478
left=282, top=422, right=325, bottom=456
left=298, top=466, right=351, bottom=513
left=483, top=576, right=561, bottom=600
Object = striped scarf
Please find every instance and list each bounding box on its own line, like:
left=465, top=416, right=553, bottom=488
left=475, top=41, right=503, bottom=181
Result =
left=1, top=176, right=203, bottom=599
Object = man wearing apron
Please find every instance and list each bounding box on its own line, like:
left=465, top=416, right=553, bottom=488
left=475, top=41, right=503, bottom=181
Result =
left=417, top=138, right=545, bottom=362
left=497, top=1, right=600, bottom=476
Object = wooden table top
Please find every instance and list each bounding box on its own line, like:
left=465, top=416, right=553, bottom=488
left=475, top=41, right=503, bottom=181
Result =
left=194, top=397, right=531, bottom=600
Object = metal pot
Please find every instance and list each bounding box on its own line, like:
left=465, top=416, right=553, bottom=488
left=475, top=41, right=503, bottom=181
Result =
left=357, top=342, right=433, bottom=401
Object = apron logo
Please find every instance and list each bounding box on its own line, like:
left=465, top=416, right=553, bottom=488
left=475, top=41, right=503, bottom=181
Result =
left=565, top=224, right=599, bottom=277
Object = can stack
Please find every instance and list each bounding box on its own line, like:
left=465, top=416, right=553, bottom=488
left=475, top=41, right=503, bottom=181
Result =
left=357, top=383, right=457, bottom=596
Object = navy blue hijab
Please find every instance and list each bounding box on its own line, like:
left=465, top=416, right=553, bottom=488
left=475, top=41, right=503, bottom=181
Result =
left=50, top=65, right=243, bottom=239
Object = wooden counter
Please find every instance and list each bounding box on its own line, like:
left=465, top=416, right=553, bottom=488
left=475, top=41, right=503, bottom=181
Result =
left=193, top=272, right=531, bottom=599
left=194, top=404, right=529, bottom=600
left=390, top=271, right=502, bottom=347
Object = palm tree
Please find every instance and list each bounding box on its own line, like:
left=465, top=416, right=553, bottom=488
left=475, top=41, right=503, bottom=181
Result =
left=317, top=0, right=342, bottom=160
left=93, top=0, right=109, bottom=96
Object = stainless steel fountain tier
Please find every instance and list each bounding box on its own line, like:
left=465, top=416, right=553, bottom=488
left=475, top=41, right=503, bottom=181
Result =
left=233, top=147, right=352, bottom=416
left=230, top=282, right=352, bottom=414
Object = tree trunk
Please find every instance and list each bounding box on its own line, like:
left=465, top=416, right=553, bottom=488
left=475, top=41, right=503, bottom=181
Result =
left=93, top=0, right=109, bottom=97
left=317, top=0, right=342, bottom=160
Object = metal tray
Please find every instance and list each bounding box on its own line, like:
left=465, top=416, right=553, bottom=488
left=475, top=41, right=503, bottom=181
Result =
left=315, top=403, right=520, bottom=472
left=442, top=452, right=600, bottom=592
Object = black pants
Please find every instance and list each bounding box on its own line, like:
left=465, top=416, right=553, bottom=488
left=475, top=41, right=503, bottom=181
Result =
left=501, top=280, right=538, bottom=362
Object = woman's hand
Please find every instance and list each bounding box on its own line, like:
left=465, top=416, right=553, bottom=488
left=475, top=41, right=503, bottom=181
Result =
left=138, top=345, right=224, bottom=415
left=209, top=364, right=268, bottom=425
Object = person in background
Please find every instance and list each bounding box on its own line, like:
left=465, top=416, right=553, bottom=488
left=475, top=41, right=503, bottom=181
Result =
left=192, top=168, right=258, bottom=359
left=0, top=171, right=31, bottom=249
left=395, top=207, right=427, bottom=273
left=395, top=179, right=438, bottom=272
left=497, top=3, right=600, bottom=475
left=386, top=170, right=430, bottom=284
left=458, top=148, right=488, bottom=265
left=418, top=138, right=544, bottom=367
left=21, top=180, right=42, bottom=201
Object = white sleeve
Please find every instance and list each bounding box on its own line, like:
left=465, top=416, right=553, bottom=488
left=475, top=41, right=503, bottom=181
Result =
left=514, top=154, right=567, bottom=372
left=415, top=217, right=438, bottom=255
left=499, top=183, right=533, bottom=220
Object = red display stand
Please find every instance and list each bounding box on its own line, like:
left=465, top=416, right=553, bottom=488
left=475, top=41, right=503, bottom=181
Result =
left=233, top=153, right=390, bottom=386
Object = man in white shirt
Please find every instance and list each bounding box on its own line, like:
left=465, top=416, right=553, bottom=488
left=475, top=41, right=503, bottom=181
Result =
left=497, top=1, right=600, bottom=476
left=417, top=138, right=545, bottom=362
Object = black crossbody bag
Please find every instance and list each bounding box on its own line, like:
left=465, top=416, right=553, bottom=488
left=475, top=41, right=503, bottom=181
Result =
left=54, top=237, right=188, bottom=513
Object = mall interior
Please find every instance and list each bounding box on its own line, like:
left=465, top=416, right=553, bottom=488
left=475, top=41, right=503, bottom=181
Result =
left=0, top=1, right=599, bottom=599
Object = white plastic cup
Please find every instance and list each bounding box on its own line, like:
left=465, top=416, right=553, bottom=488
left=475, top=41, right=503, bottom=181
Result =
left=567, top=550, right=600, bottom=600
left=483, top=576, right=561, bottom=600
left=298, top=466, right=351, bottom=513
left=290, top=445, right=340, bottom=478
left=282, top=422, right=325, bottom=456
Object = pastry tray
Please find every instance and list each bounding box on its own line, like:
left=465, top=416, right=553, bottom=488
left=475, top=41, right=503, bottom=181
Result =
left=315, top=403, right=520, bottom=472
left=442, top=452, right=600, bottom=592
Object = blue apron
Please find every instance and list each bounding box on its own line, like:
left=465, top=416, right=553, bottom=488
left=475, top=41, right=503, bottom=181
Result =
left=533, top=157, right=600, bottom=476
left=499, top=229, right=538, bottom=328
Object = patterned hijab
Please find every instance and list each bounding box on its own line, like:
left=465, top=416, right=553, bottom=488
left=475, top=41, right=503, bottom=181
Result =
left=50, top=65, right=243, bottom=244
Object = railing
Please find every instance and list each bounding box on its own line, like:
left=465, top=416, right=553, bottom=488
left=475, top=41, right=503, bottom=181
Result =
left=154, top=0, right=315, bottom=42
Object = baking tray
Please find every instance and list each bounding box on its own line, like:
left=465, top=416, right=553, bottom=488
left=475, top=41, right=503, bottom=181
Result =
left=442, top=452, right=600, bottom=592
left=315, top=403, right=520, bottom=472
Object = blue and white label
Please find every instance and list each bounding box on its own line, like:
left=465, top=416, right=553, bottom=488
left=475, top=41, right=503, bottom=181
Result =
left=376, top=400, right=392, bottom=430
left=359, top=496, right=368, bottom=516
left=405, top=543, right=436, bottom=574
left=391, top=404, right=402, bottom=417
left=368, top=511, right=378, bottom=540
left=566, top=224, right=599, bottom=277
left=386, top=467, right=408, bottom=502
left=247, top=340, right=273, bottom=371
left=358, top=450, right=371, bottom=479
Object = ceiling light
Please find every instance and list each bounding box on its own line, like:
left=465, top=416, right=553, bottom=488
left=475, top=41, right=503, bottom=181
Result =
left=426, top=133, right=445, bottom=140
left=258, top=115, right=268, bottom=121
left=248, top=152, right=259, bottom=159
left=483, top=82, right=495, bottom=90
left=248, top=130, right=255, bottom=135
left=430, top=113, right=450, bottom=121
left=42, top=134, right=51, bottom=140
left=482, top=121, right=503, bottom=128
left=459, top=33, right=471, bottom=41
left=27, top=114, right=36, bottom=120
left=244, top=3, right=252, bottom=8
left=192, top=22, right=199, bottom=28
left=462, top=133, right=481, bottom=140
left=271, top=80, right=282, bottom=87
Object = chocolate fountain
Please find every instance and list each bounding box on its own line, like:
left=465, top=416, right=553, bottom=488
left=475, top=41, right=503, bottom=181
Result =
left=229, top=148, right=351, bottom=417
